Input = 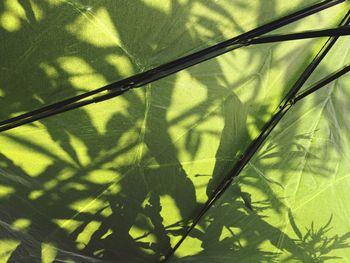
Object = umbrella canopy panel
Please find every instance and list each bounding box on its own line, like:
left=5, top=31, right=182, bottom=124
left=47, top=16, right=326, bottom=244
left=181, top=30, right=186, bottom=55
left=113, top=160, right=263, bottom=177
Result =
left=0, top=0, right=349, bottom=262
left=170, top=35, right=350, bottom=262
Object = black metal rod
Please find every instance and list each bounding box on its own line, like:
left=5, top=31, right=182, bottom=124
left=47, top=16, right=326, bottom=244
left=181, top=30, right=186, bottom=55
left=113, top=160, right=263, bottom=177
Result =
left=0, top=90, right=126, bottom=133
left=162, top=9, right=350, bottom=262
left=0, top=0, right=344, bottom=132
left=294, top=64, right=350, bottom=102
left=248, top=25, right=350, bottom=44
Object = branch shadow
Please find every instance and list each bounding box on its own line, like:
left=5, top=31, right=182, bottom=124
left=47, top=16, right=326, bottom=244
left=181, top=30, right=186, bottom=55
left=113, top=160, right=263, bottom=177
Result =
left=0, top=1, right=349, bottom=262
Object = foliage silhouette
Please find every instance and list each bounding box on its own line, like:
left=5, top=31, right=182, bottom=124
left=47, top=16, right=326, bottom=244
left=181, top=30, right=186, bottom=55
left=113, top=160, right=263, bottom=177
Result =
left=0, top=0, right=349, bottom=263
left=287, top=211, right=350, bottom=262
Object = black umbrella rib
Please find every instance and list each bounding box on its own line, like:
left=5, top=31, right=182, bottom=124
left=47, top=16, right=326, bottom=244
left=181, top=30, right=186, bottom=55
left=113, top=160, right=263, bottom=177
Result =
left=0, top=0, right=344, bottom=133
left=0, top=90, right=127, bottom=132
left=2, top=26, right=349, bottom=131
left=163, top=9, right=350, bottom=262
left=248, top=25, right=350, bottom=44
left=294, top=64, right=350, bottom=102
left=2, top=26, right=348, bottom=133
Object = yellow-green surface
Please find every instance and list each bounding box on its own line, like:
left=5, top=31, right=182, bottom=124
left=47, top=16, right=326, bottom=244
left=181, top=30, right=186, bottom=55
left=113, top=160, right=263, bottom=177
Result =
left=170, top=36, right=350, bottom=262
left=0, top=0, right=349, bottom=262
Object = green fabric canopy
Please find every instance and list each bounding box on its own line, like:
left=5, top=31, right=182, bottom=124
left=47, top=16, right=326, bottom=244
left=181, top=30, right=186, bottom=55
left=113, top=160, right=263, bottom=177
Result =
left=1, top=0, right=350, bottom=262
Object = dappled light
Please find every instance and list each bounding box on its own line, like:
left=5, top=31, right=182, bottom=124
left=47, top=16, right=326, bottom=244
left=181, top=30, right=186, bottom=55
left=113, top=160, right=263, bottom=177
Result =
left=1, top=0, right=350, bottom=262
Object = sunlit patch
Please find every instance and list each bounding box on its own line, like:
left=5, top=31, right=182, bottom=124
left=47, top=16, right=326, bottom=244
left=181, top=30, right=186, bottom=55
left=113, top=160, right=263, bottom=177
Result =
left=105, top=54, right=134, bottom=77
left=57, top=56, right=107, bottom=91
left=76, top=221, right=102, bottom=250
left=129, top=224, right=157, bottom=255
left=167, top=103, right=224, bottom=165
left=159, top=195, right=181, bottom=226
left=166, top=70, right=214, bottom=162
left=167, top=70, right=208, bottom=121
left=0, top=12, right=21, bottom=32
left=86, top=170, right=119, bottom=184
left=101, top=206, right=113, bottom=218
left=144, top=0, right=172, bottom=15
left=32, top=94, right=45, bottom=105
left=0, top=131, right=65, bottom=177
left=28, top=1, right=44, bottom=21
left=0, top=240, right=20, bottom=262
left=174, top=234, right=202, bottom=257
left=99, top=129, right=144, bottom=165
left=66, top=182, right=88, bottom=191
left=129, top=224, right=156, bottom=242
left=43, top=178, right=60, bottom=190
left=68, top=133, right=90, bottom=166
left=246, top=114, right=261, bottom=139
left=240, top=237, right=248, bottom=247
left=84, top=96, right=130, bottom=135
left=178, top=0, right=189, bottom=4
left=104, top=182, right=121, bottom=195
left=189, top=1, right=250, bottom=42
left=53, top=219, right=81, bottom=234
left=69, top=74, right=107, bottom=91
left=1, top=0, right=27, bottom=33
left=41, top=243, right=57, bottom=263
left=66, top=7, right=121, bottom=48
left=39, top=63, right=59, bottom=78
left=101, top=228, right=113, bottom=239
left=0, top=0, right=44, bottom=32
left=179, top=160, right=216, bottom=204
left=0, top=185, right=15, bottom=198
left=57, top=168, right=75, bottom=181
left=93, top=249, right=104, bottom=257
left=56, top=57, right=107, bottom=90
left=12, top=218, right=31, bottom=231
left=29, top=190, right=44, bottom=200
left=46, top=0, right=63, bottom=6
left=3, top=0, right=25, bottom=18
left=57, top=57, right=94, bottom=75
left=219, top=226, right=235, bottom=241
left=70, top=198, right=106, bottom=214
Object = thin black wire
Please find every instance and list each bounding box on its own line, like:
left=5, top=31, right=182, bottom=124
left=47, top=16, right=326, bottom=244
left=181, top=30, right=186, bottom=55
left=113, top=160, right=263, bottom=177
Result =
left=0, top=0, right=344, bottom=132
left=0, top=89, right=127, bottom=132
left=294, top=64, right=350, bottom=102
left=162, top=9, right=350, bottom=262
left=248, top=25, right=350, bottom=44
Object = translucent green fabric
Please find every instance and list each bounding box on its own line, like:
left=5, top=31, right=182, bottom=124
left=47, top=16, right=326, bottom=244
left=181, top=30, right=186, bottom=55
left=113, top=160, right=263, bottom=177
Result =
left=171, top=36, right=350, bottom=262
left=0, top=1, right=349, bottom=262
